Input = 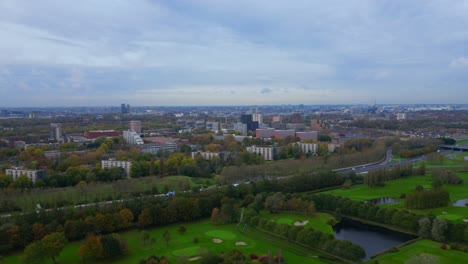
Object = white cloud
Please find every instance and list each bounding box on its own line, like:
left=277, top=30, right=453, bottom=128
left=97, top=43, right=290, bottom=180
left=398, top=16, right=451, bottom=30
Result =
left=450, top=57, right=468, bottom=69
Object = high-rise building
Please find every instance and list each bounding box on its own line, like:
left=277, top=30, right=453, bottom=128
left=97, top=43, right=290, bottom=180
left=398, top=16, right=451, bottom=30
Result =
left=49, top=123, right=63, bottom=142
left=240, top=114, right=259, bottom=132
left=252, top=113, right=263, bottom=124
left=130, top=120, right=142, bottom=134
left=121, top=103, right=130, bottom=114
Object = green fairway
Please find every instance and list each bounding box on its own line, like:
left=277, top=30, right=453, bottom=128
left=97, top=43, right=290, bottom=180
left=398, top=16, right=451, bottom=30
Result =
left=369, top=239, right=468, bottom=264
left=321, top=173, right=468, bottom=221
left=205, top=230, right=236, bottom=240
left=261, top=212, right=335, bottom=234
left=2, top=219, right=328, bottom=264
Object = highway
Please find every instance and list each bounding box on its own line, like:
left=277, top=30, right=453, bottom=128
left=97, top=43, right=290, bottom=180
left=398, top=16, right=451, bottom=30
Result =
left=333, top=148, right=427, bottom=174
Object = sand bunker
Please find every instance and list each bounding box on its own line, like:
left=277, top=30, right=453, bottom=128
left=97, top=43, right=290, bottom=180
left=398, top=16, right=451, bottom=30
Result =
left=235, top=241, right=247, bottom=246
left=212, top=238, right=223, bottom=243
left=188, top=256, right=202, bottom=261
left=294, top=220, right=309, bottom=226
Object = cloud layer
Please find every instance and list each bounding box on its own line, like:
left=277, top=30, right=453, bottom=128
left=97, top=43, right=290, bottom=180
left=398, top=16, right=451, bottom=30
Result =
left=0, top=0, right=467, bottom=106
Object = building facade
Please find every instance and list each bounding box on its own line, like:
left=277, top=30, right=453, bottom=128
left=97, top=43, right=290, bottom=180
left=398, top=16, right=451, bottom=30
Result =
left=129, top=120, right=142, bottom=134
left=123, top=130, right=144, bottom=145
left=255, top=128, right=275, bottom=138
left=5, top=167, right=46, bottom=183
left=84, top=130, right=120, bottom=139
left=191, top=151, right=225, bottom=160
left=139, top=143, right=178, bottom=154
left=296, top=131, right=318, bottom=142
left=101, top=159, right=132, bottom=177
left=49, top=123, right=63, bottom=142
left=246, top=146, right=278, bottom=161
left=274, top=130, right=295, bottom=139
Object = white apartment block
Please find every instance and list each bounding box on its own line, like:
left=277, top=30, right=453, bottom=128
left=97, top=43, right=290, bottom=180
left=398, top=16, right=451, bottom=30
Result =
left=5, top=167, right=46, bottom=183
left=246, top=146, right=278, bottom=161
left=296, top=142, right=318, bottom=155
left=192, top=151, right=222, bottom=160
left=101, top=159, right=132, bottom=177
left=123, top=130, right=144, bottom=145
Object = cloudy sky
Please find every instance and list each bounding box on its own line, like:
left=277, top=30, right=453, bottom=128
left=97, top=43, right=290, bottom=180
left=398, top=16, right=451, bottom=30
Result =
left=0, top=0, right=467, bottom=106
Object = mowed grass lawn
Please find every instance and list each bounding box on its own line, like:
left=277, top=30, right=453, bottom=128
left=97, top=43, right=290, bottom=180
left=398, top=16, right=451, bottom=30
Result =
left=260, top=212, right=335, bottom=234
left=2, top=219, right=327, bottom=264
left=321, top=173, right=468, bottom=221
left=369, top=239, right=468, bottom=264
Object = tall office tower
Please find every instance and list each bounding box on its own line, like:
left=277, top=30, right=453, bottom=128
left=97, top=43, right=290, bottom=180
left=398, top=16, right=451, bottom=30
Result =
left=121, top=103, right=130, bottom=114
left=130, top=120, right=142, bottom=134
left=240, top=114, right=259, bottom=132
left=49, top=123, right=63, bottom=142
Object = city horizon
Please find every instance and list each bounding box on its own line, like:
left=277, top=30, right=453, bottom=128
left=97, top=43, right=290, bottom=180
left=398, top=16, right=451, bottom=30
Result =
left=1, top=1, right=468, bottom=106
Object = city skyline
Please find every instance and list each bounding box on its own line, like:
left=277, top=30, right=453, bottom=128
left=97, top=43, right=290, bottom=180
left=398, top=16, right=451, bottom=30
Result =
left=1, top=0, right=468, bottom=106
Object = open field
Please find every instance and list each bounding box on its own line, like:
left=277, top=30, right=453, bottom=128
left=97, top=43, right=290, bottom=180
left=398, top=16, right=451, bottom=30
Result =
left=368, top=239, right=468, bottom=264
left=0, top=175, right=214, bottom=212
left=260, top=212, right=335, bottom=234
left=321, top=172, right=468, bottom=221
left=2, top=219, right=328, bottom=264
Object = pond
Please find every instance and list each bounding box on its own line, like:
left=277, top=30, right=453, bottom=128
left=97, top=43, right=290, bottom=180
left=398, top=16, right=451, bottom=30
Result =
left=365, top=197, right=398, bottom=205
left=333, top=218, right=416, bottom=261
left=453, top=198, right=468, bottom=207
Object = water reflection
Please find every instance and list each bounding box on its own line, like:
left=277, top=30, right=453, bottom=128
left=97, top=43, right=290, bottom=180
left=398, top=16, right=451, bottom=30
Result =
left=333, top=218, right=416, bottom=261
left=453, top=198, right=468, bottom=207
left=365, top=197, right=398, bottom=205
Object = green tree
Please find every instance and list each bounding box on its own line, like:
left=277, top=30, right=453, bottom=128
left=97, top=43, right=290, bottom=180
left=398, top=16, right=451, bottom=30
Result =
left=22, top=240, right=46, bottom=264
left=15, top=175, right=32, bottom=191
left=41, top=232, right=67, bottom=263
left=431, top=218, right=448, bottom=242
left=264, top=192, right=285, bottom=214
left=22, top=232, right=67, bottom=264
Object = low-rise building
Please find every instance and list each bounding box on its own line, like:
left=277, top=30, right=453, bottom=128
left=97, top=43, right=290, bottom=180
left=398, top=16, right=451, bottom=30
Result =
left=296, top=131, right=318, bottom=142
left=101, top=159, right=132, bottom=177
left=5, top=167, right=46, bottom=183
left=274, top=130, right=295, bottom=139
left=139, top=143, right=178, bottom=154
left=255, top=128, right=275, bottom=138
left=84, top=130, right=120, bottom=139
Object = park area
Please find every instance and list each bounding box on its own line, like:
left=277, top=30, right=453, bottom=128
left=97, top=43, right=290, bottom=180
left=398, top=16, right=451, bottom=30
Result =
left=2, top=218, right=329, bottom=264
left=322, top=172, right=468, bottom=222
left=1, top=175, right=214, bottom=212
left=368, top=239, right=468, bottom=264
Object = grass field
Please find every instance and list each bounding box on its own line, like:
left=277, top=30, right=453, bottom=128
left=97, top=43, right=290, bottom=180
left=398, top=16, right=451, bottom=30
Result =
left=0, top=175, right=214, bottom=212
left=2, top=219, right=328, bottom=264
left=368, top=239, right=468, bottom=264
left=260, top=212, right=335, bottom=234
left=321, top=172, right=468, bottom=221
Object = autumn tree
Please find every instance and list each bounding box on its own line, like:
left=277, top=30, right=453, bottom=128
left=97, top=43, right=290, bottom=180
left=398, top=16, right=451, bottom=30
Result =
left=211, top=208, right=220, bottom=225
left=118, top=208, right=134, bottom=229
